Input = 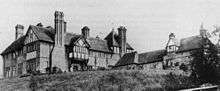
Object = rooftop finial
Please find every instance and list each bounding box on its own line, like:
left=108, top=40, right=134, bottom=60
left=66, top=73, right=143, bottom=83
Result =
left=200, top=22, right=204, bottom=29
left=111, top=22, right=115, bottom=31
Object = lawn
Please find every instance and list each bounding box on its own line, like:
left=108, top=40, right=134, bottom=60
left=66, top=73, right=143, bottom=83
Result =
left=0, top=70, right=197, bottom=91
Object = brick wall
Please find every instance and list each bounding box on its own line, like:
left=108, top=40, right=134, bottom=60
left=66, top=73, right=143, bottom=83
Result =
left=52, top=46, right=68, bottom=72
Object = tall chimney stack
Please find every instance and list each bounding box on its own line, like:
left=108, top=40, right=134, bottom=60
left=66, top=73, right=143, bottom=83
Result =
left=81, top=26, right=90, bottom=38
left=51, top=11, right=68, bottom=72
left=54, top=11, right=65, bottom=47
left=15, top=24, right=24, bottom=40
left=118, top=26, right=127, bottom=57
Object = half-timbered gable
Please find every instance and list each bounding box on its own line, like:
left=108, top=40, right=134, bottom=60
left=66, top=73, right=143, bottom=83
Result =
left=72, top=38, right=89, bottom=60
left=25, top=27, right=38, bottom=45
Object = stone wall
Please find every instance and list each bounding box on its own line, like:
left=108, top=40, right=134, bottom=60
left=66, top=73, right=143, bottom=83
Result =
left=163, top=51, right=193, bottom=71
left=108, top=53, right=120, bottom=66
left=142, top=62, right=163, bottom=70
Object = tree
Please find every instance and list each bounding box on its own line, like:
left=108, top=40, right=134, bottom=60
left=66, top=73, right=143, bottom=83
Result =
left=190, top=38, right=220, bottom=84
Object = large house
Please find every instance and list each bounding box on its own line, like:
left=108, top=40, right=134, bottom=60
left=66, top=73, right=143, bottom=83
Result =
left=0, top=11, right=134, bottom=78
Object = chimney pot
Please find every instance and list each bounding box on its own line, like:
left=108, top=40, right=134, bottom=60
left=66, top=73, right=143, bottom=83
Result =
left=81, top=26, right=90, bottom=38
left=15, top=24, right=24, bottom=40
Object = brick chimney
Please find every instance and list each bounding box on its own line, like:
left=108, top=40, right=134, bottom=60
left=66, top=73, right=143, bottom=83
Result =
left=118, top=26, right=127, bottom=57
left=54, top=11, right=66, bottom=47
left=81, top=26, right=90, bottom=38
left=51, top=11, right=68, bottom=72
left=15, top=24, right=24, bottom=40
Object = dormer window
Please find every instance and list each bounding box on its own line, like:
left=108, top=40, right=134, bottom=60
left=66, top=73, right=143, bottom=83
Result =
left=69, top=52, right=73, bottom=58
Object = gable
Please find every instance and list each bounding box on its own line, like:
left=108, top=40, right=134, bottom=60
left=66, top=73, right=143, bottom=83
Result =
left=74, top=38, right=88, bottom=47
left=24, top=28, right=39, bottom=44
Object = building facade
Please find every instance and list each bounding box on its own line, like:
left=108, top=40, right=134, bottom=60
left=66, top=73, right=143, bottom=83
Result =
left=1, top=11, right=134, bottom=78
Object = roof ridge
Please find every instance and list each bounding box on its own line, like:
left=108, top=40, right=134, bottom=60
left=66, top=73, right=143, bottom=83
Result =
left=139, top=49, right=165, bottom=54
left=180, top=35, right=200, bottom=40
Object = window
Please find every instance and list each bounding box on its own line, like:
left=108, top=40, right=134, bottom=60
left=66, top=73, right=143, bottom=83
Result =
left=13, top=52, right=16, bottom=58
left=69, top=52, right=73, bottom=58
left=74, top=46, right=76, bottom=52
left=80, top=47, right=82, bottom=53
left=82, top=54, right=84, bottom=59
left=103, top=53, right=106, bottom=58
left=18, top=63, right=23, bottom=75
left=45, top=61, right=49, bottom=68
left=74, top=53, right=77, bottom=58
left=12, top=66, right=16, bottom=76
left=5, top=67, right=10, bottom=77
left=34, top=44, right=37, bottom=50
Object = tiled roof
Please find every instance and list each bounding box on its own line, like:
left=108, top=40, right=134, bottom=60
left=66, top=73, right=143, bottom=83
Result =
left=114, top=52, right=137, bottom=66
left=138, top=50, right=166, bottom=64
left=178, top=36, right=205, bottom=52
left=1, top=36, right=26, bottom=55
left=30, top=25, right=55, bottom=43
left=86, top=37, right=111, bottom=53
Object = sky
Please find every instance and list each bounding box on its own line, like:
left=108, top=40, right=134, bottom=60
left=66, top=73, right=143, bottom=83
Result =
left=0, top=0, right=220, bottom=77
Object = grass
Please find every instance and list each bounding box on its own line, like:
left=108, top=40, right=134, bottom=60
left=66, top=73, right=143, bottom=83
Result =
left=0, top=70, right=197, bottom=91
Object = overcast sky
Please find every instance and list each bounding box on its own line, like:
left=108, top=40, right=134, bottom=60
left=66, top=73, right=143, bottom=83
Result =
left=0, top=0, right=220, bottom=77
